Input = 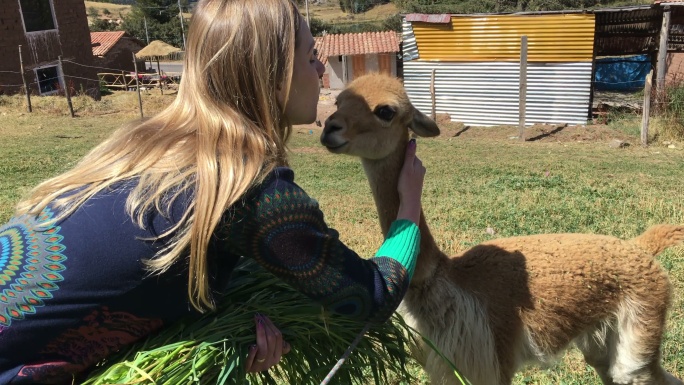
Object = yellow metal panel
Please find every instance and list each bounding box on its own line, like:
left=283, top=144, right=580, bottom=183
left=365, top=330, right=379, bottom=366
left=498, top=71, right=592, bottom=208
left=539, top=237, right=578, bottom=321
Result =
left=411, top=14, right=595, bottom=62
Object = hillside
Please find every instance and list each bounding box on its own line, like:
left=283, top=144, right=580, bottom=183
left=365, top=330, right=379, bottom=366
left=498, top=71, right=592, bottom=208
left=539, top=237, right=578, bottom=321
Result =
left=84, top=0, right=132, bottom=17
left=83, top=0, right=397, bottom=28
left=304, top=2, right=398, bottom=26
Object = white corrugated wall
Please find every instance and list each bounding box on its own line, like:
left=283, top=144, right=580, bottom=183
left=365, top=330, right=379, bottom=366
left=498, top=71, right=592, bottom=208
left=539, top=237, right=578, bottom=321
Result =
left=403, top=61, right=593, bottom=126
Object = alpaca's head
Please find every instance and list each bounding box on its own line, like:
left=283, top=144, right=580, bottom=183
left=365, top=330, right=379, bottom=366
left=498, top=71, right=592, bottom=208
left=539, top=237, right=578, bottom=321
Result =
left=321, top=73, right=440, bottom=160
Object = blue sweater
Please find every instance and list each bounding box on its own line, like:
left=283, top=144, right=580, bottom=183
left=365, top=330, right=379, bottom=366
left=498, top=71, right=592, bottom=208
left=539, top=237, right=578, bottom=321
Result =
left=0, top=167, right=419, bottom=384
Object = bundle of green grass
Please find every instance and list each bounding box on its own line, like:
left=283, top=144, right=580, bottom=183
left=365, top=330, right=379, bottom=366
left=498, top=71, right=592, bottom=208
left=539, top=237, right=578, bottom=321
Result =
left=83, top=258, right=417, bottom=385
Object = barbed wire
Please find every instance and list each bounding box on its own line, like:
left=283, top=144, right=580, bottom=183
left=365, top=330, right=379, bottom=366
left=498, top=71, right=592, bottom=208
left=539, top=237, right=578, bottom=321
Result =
left=63, top=74, right=101, bottom=83
left=62, top=59, right=135, bottom=75
left=62, top=59, right=181, bottom=76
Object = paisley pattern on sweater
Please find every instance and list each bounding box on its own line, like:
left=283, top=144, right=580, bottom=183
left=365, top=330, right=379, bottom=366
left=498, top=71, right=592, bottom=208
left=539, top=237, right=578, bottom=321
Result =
left=0, top=208, right=66, bottom=327
left=220, top=168, right=411, bottom=323
left=16, top=307, right=163, bottom=383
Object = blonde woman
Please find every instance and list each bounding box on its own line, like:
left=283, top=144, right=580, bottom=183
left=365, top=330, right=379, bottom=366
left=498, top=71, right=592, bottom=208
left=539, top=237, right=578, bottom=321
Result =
left=0, top=0, right=425, bottom=383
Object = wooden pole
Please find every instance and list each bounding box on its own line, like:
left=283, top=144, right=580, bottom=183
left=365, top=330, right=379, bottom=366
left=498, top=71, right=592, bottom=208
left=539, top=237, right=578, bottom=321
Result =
left=177, top=0, right=186, bottom=50
left=132, top=52, right=143, bottom=118
left=18, top=45, right=32, bottom=113
left=430, top=69, right=436, bottom=120
left=305, top=0, right=310, bottom=26
left=519, top=35, right=528, bottom=141
left=641, top=71, right=653, bottom=147
left=156, top=59, right=163, bottom=95
left=58, top=55, right=75, bottom=118
left=656, top=5, right=671, bottom=107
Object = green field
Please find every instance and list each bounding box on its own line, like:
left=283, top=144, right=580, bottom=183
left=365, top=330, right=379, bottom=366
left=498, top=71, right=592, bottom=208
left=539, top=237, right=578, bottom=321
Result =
left=1, top=91, right=682, bottom=384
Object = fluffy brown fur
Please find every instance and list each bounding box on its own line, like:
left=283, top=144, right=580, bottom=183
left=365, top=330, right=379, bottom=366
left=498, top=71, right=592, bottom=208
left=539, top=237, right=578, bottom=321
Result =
left=320, top=73, right=684, bottom=385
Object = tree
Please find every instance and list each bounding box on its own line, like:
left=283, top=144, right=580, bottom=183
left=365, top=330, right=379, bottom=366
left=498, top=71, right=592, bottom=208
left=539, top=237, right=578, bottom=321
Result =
left=120, top=0, right=188, bottom=49
left=339, top=0, right=388, bottom=14
left=391, top=0, right=643, bottom=13
left=87, top=6, right=100, bottom=18
left=90, top=18, right=119, bottom=32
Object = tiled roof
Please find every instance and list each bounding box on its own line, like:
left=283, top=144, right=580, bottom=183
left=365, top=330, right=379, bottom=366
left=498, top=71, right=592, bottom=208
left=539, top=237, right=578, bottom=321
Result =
left=90, top=31, right=128, bottom=56
left=315, top=31, right=400, bottom=66
left=314, top=36, right=327, bottom=65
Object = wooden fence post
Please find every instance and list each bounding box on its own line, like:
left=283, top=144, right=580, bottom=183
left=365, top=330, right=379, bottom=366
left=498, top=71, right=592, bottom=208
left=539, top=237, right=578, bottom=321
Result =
left=58, top=55, right=75, bottom=118
left=656, top=5, right=671, bottom=108
left=18, top=45, right=32, bottom=113
left=641, top=71, right=653, bottom=147
left=156, top=59, right=164, bottom=95
left=519, top=35, right=528, bottom=142
left=132, top=52, right=144, bottom=118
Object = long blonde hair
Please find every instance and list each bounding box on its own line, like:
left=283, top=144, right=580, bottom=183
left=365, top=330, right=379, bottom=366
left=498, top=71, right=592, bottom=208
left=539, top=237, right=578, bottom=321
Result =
left=16, top=0, right=301, bottom=312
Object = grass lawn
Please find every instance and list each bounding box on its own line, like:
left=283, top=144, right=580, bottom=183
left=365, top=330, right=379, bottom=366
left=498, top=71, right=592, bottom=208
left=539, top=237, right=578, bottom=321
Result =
left=1, top=91, right=682, bottom=384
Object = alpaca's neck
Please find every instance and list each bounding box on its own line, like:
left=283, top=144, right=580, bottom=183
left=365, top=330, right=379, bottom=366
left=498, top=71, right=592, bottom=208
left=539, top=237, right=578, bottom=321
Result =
left=361, top=138, right=444, bottom=285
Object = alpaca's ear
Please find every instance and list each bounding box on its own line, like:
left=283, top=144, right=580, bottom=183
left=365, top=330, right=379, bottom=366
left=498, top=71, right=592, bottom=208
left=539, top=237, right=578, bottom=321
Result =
left=409, top=107, right=440, bottom=137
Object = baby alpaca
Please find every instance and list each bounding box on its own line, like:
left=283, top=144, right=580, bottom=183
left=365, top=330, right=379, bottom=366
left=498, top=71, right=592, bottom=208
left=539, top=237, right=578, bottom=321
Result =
left=320, top=73, right=684, bottom=385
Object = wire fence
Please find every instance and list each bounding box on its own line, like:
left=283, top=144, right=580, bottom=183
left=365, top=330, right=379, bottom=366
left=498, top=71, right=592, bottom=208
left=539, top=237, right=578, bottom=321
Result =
left=1, top=55, right=184, bottom=94
left=0, top=52, right=185, bottom=117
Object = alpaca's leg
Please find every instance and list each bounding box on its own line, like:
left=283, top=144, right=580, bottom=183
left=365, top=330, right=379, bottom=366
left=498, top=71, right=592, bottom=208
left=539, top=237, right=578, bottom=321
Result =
left=576, top=322, right=617, bottom=385
left=609, top=297, right=680, bottom=385
left=423, top=349, right=507, bottom=385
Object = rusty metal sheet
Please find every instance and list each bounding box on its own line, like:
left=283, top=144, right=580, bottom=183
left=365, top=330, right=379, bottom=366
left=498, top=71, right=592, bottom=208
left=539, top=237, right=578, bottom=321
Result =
left=409, top=14, right=596, bottom=62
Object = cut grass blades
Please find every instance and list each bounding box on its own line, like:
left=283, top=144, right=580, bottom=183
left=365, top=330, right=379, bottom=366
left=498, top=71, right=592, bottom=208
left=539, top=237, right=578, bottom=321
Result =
left=83, top=259, right=418, bottom=385
left=419, top=333, right=474, bottom=385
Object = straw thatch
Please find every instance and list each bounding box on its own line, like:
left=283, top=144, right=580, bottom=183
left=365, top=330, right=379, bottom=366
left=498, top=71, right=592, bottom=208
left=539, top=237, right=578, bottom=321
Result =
left=135, top=40, right=183, bottom=61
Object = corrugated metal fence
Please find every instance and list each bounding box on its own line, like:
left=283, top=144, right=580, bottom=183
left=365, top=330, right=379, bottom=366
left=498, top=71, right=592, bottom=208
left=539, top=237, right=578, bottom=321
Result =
left=403, top=14, right=596, bottom=126
left=404, top=61, right=593, bottom=126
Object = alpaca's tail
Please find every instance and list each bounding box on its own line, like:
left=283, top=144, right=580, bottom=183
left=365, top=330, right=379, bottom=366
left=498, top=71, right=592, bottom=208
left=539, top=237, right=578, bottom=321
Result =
left=630, top=225, right=684, bottom=256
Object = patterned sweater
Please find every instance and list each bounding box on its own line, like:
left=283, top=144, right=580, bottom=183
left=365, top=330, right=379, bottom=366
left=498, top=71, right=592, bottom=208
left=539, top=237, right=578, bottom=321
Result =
left=0, top=167, right=420, bottom=384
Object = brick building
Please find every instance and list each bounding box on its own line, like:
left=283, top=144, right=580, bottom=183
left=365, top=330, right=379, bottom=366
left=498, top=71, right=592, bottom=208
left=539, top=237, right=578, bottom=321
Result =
left=91, top=31, right=146, bottom=74
left=0, top=0, right=100, bottom=97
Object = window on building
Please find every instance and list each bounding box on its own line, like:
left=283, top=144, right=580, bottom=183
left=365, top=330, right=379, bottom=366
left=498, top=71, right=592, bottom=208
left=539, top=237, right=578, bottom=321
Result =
left=35, top=66, right=60, bottom=94
left=20, top=0, right=56, bottom=32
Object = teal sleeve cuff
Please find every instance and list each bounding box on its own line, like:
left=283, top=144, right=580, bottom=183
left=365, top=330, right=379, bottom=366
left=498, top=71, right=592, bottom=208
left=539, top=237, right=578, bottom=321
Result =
left=374, top=219, right=420, bottom=280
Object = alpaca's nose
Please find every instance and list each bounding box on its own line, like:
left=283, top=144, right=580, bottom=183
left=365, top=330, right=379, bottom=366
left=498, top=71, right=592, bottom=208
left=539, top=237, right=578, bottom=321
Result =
left=324, top=121, right=344, bottom=133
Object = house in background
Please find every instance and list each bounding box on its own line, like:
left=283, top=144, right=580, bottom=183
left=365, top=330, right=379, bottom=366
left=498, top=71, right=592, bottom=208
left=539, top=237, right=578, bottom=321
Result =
left=91, top=31, right=146, bottom=74
left=0, top=0, right=99, bottom=97
left=658, top=0, right=684, bottom=83
left=315, top=31, right=400, bottom=89
left=667, top=53, right=684, bottom=83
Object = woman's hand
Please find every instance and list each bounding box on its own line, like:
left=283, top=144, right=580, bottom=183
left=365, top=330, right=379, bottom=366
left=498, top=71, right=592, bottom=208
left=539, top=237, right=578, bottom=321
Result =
left=245, top=313, right=291, bottom=372
left=397, top=139, right=426, bottom=225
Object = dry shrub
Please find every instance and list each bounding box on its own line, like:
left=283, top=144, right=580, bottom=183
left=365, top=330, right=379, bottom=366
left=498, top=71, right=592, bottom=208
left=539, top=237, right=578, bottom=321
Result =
left=0, top=90, right=176, bottom=118
left=652, top=77, right=684, bottom=142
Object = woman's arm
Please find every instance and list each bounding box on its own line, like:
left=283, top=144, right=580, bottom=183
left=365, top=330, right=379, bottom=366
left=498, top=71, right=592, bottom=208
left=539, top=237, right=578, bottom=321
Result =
left=218, top=168, right=420, bottom=324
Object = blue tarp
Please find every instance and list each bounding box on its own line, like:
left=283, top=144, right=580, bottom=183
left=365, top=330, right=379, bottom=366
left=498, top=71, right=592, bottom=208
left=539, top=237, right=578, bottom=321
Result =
left=594, top=55, right=652, bottom=92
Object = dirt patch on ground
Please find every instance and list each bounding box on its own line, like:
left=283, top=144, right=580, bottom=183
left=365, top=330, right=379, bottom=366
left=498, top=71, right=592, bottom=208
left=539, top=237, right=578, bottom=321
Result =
left=438, top=120, right=636, bottom=144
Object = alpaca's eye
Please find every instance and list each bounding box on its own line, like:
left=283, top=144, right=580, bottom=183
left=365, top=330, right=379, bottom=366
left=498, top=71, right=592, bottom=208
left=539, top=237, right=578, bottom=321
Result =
left=374, top=106, right=396, bottom=121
